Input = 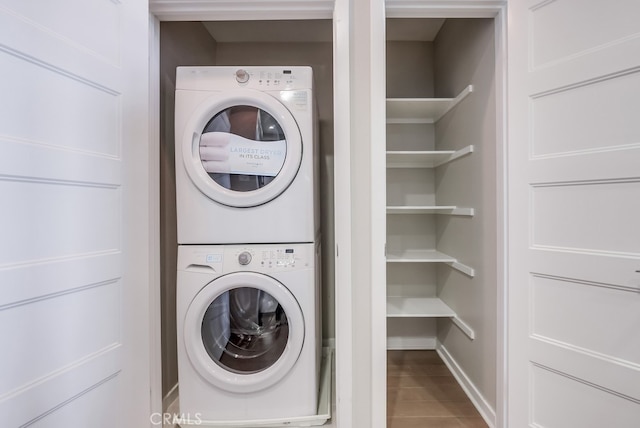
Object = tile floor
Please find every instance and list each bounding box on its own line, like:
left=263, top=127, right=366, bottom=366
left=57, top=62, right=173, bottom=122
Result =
left=387, top=350, right=488, bottom=428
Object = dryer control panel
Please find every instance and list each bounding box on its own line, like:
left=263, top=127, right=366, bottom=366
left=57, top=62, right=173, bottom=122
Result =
left=234, top=67, right=310, bottom=90
left=178, top=243, right=315, bottom=274
left=176, top=66, right=313, bottom=91
left=242, top=68, right=301, bottom=89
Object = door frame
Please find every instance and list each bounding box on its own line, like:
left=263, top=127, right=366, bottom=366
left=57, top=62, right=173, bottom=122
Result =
left=146, top=1, right=508, bottom=427
left=146, top=5, right=338, bottom=425
left=383, top=3, right=508, bottom=427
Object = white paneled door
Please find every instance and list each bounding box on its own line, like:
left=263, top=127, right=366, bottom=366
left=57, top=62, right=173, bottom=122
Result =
left=508, top=1, right=640, bottom=427
left=0, top=1, right=152, bottom=427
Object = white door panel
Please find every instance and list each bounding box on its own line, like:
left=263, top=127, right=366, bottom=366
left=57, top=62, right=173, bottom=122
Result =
left=509, top=0, right=640, bottom=426
left=528, top=0, right=639, bottom=65
left=531, top=363, right=639, bottom=428
left=0, top=0, right=150, bottom=427
left=0, top=5, right=120, bottom=92
left=530, top=73, right=640, bottom=158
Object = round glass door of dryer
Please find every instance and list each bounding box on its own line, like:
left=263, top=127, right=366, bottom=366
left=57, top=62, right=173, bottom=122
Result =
left=183, top=272, right=305, bottom=393
left=182, top=90, right=303, bottom=207
left=201, top=106, right=287, bottom=193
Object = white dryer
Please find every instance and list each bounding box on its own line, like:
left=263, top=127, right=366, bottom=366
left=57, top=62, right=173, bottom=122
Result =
left=175, top=66, right=319, bottom=245
left=177, top=243, right=321, bottom=423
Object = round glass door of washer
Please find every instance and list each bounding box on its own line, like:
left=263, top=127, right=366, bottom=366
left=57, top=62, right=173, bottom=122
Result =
left=183, top=272, right=305, bottom=393
left=182, top=90, right=303, bottom=208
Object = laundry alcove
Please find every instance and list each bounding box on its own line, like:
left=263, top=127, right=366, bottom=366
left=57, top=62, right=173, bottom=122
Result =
left=157, top=17, right=336, bottom=419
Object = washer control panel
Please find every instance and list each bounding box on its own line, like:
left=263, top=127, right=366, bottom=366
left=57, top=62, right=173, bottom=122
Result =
left=229, top=247, right=301, bottom=270
left=178, top=244, right=314, bottom=273
left=258, top=248, right=297, bottom=268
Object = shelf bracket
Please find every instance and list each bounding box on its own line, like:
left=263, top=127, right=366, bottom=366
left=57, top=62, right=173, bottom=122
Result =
left=434, top=145, right=474, bottom=167
left=451, top=316, right=475, bottom=340
left=447, top=261, right=475, bottom=277
left=433, top=84, right=474, bottom=121
left=447, top=207, right=475, bottom=216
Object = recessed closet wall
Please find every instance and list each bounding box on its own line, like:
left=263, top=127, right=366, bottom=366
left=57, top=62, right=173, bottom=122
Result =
left=385, top=17, right=498, bottom=410
left=158, top=20, right=335, bottom=398
left=434, top=18, right=497, bottom=409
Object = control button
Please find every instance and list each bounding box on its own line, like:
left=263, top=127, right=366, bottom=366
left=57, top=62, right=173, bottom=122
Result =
left=238, top=251, right=252, bottom=265
left=235, top=69, right=250, bottom=84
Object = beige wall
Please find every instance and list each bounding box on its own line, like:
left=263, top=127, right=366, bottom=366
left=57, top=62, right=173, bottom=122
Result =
left=386, top=41, right=434, bottom=98
left=159, top=23, right=334, bottom=399
left=159, top=22, right=218, bottom=398
left=434, top=18, right=498, bottom=410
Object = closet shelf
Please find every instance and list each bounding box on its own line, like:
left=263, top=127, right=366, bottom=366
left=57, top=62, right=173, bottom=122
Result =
left=387, top=296, right=455, bottom=317
left=386, top=249, right=455, bottom=263
left=386, top=85, right=473, bottom=123
left=386, top=249, right=475, bottom=277
left=386, top=145, right=473, bottom=168
left=387, top=206, right=474, bottom=216
left=387, top=296, right=475, bottom=340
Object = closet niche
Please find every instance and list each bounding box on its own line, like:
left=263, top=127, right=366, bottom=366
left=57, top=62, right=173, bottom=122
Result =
left=159, top=19, right=335, bottom=403
left=385, top=16, right=498, bottom=367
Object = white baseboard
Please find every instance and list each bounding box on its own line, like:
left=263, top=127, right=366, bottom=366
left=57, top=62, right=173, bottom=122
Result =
left=436, top=343, right=496, bottom=428
left=387, top=336, right=437, bottom=350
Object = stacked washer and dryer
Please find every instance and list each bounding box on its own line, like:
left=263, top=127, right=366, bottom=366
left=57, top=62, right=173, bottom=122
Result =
left=174, top=67, right=322, bottom=425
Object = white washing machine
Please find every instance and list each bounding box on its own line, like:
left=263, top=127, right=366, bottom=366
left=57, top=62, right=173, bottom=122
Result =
left=177, top=243, right=321, bottom=423
left=175, top=66, right=319, bottom=245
